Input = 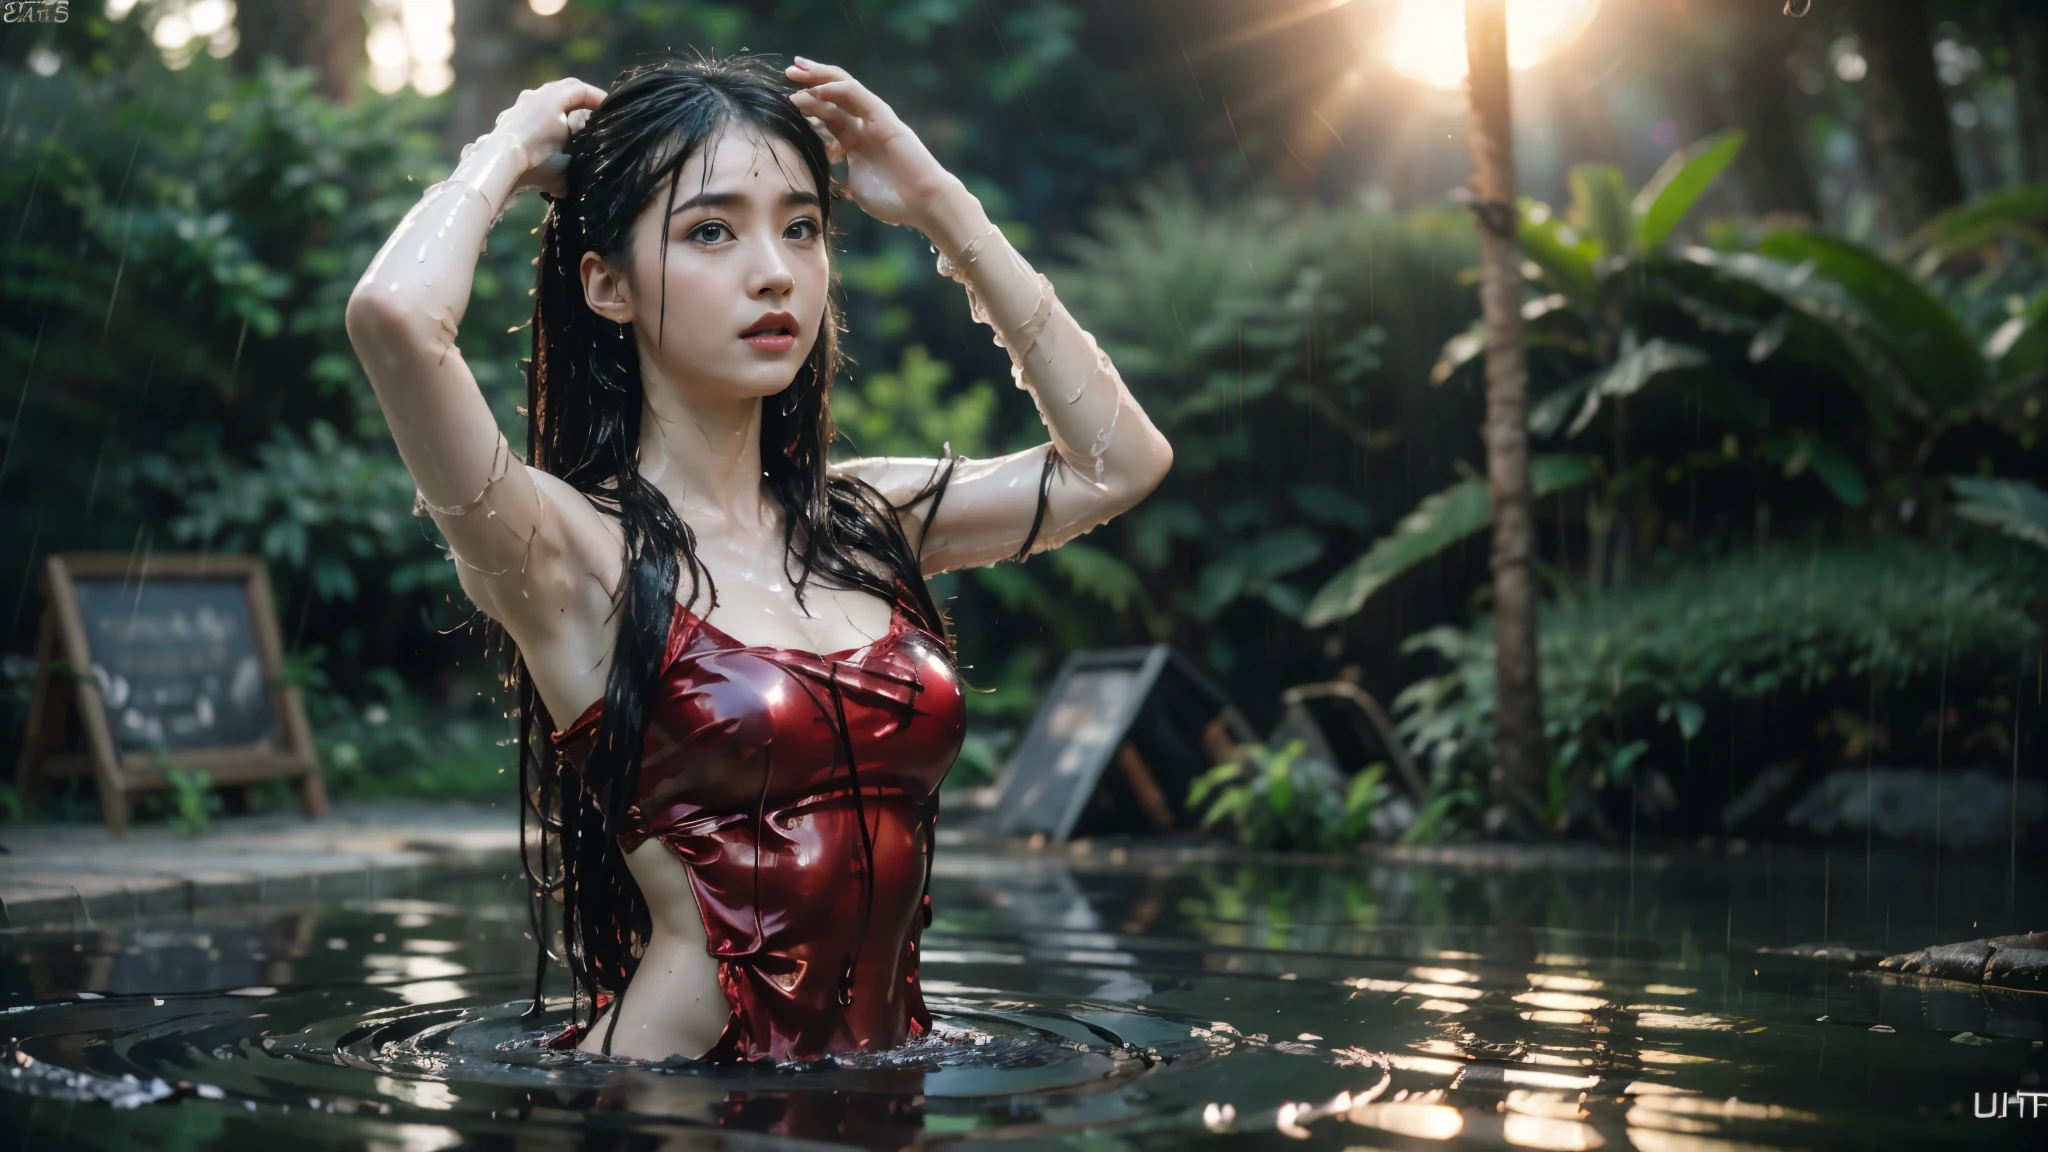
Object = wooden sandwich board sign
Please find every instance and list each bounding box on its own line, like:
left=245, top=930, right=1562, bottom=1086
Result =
left=15, top=553, right=328, bottom=834
left=992, top=644, right=1255, bottom=843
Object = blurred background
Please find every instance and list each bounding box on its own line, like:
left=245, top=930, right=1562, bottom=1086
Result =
left=0, top=0, right=2041, bottom=847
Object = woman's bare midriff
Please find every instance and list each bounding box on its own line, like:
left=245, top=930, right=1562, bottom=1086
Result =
left=576, top=841, right=729, bottom=1060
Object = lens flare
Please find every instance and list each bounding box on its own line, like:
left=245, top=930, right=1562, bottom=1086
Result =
left=1381, top=0, right=1604, bottom=90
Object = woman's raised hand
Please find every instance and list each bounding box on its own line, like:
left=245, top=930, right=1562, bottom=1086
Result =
left=481, top=77, right=609, bottom=200
left=787, top=59, right=966, bottom=233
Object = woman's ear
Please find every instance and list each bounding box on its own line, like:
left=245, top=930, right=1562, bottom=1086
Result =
left=580, top=251, right=635, bottom=324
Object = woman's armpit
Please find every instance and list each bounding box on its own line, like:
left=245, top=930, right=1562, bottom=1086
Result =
left=448, top=469, right=624, bottom=632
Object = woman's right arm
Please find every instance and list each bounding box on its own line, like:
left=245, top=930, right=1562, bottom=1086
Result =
left=344, top=79, right=610, bottom=630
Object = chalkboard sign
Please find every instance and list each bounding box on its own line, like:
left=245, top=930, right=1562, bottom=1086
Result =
left=73, top=578, right=282, bottom=752
left=993, top=645, right=1254, bottom=842
left=16, top=554, right=327, bottom=834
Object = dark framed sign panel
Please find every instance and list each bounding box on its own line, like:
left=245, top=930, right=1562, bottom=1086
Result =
left=15, top=553, right=328, bottom=833
left=993, top=644, right=1253, bottom=842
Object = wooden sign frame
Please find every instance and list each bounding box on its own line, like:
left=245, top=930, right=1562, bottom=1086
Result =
left=15, top=553, right=328, bottom=834
left=993, top=644, right=1255, bottom=842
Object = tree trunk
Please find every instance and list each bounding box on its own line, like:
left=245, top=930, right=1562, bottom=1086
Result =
left=2013, top=13, right=2048, bottom=183
left=317, top=0, right=365, bottom=105
left=1851, top=0, right=1963, bottom=232
left=232, top=0, right=313, bottom=76
left=1464, top=0, right=1545, bottom=829
left=1718, top=0, right=1819, bottom=219
left=446, top=0, right=531, bottom=157
left=232, top=2, right=361, bottom=104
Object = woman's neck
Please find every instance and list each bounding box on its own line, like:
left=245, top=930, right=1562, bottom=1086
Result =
left=636, top=376, right=769, bottom=528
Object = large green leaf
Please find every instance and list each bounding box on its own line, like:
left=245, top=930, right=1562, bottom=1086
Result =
left=1302, top=456, right=1593, bottom=627
left=1193, top=528, right=1325, bottom=620
left=1754, top=231, right=1986, bottom=413
left=1985, top=285, right=2048, bottom=381
left=1948, top=476, right=2048, bottom=551
left=1563, top=337, right=1711, bottom=437
left=1518, top=201, right=1599, bottom=304
left=1677, top=246, right=1923, bottom=421
left=1431, top=320, right=1488, bottom=386
left=1898, top=184, right=2048, bottom=273
left=1048, top=542, right=1150, bottom=614
left=1758, top=430, right=1868, bottom=506
left=1633, top=129, right=1746, bottom=251
left=1569, top=164, right=1634, bottom=260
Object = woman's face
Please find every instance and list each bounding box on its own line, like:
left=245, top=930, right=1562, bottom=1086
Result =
left=582, top=125, right=830, bottom=403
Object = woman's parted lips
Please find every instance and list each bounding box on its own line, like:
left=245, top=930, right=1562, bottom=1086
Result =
left=740, top=311, right=799, bottom=339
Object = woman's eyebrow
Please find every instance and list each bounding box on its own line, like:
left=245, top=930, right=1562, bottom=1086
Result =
left=668, top=188, right=822, bottom=217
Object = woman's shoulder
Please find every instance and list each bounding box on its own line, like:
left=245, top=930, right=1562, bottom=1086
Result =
left=827, top=455, right=954, bottom=505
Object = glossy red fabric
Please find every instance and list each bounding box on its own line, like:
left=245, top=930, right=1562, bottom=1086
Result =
left=551, top=597, right=963, bottom=1063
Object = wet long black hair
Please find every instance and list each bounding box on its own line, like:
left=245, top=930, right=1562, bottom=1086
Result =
left=510, top=54, right=959, bottom=1038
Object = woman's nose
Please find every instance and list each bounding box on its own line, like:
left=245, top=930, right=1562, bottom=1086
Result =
left=752, top=251, right=795, bottom=298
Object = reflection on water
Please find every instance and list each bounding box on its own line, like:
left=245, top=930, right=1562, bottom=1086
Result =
left=0, top=845, right=2042, bottom=1148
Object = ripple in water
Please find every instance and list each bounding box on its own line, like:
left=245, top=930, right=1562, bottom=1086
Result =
left=0, top=977, right=1253, bottom=1143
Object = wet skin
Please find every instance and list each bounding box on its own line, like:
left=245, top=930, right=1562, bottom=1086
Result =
left=344, top=63, right=1172, bottom=1059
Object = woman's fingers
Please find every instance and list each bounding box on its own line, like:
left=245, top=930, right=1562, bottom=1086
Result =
left=790, top=89, right=861, bottom=138
left=555, top=77, right=608, bottom=111
left=803, top=115, right=846, bottom=164
left=797, top=78, right=893, bottom=124
left=527, top=151, right=572, bottom=198
left=787, top=57, right=851, bottom=84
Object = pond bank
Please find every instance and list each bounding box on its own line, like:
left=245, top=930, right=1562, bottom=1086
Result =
left=0, top=802, right=518, bottom=929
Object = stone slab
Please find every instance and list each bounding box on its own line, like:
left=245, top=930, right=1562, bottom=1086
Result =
left=0, top=801, right=520, bottom=929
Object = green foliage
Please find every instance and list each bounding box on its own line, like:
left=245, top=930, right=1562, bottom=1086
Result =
left=1056, top=180, right=1482, bottom=668
left=1304, top=456, right=1592, bottom=627
left=1, top=52, right=541, bottom=735
left=130, top=421, right=455, bottom=602
left=1187, top=739, right=1393, bottom=851
left=163, top=763, right=217, bottom=836
left=1634, top=130, right=1747, bottom=253
left=831, top=344, right=996, bottom=459
left=1395, top=541, right=2044, bottom=830
left=309, top=668, right=512, bottom=801
left=1949, top=476, right=2048, bottom=551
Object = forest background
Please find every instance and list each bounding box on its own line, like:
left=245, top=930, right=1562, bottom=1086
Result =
left=1, top=0, right=2043, bottom=845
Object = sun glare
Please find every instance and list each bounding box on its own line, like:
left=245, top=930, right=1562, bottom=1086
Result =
left=1381, top=0, right=1604, bottom=90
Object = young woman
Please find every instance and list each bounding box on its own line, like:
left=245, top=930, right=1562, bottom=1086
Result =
left=345, top=55, right=1171, bottom=1063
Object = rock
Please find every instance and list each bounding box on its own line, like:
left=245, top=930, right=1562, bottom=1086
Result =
left=1880, top=931, right=2048, bottom=992
left=1757, top=942, right=1888, bottom=968
left=1783, top=768, right=2045, bottom=848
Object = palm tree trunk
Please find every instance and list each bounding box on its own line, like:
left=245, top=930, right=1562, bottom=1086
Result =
left=1464, top=0, right=1545, bottom=827
left=1851, top=0, right=1963, bottom=232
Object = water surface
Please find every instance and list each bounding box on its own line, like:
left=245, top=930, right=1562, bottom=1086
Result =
left=1, top=839, right=2041, bottom=1149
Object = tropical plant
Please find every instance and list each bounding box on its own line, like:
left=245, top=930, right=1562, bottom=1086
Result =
left=1949, top=476, right=2048, bottom=551
left=1395, top=540, right=2043, bottom=834
left=0, top=53, right=541, bottom=712
left=1187, top=739, right=1393, bottom=851
left=1056, top=181, right=1482, bottom=674
left=1312, top=134, right=2047, bottom=631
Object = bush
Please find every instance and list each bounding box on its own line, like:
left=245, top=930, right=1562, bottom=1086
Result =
left=1187, top=739, right=1394, bottom=851
left=308, top=668, right=512, bottom=801
left=1397, top=539, right=2044, bottom=834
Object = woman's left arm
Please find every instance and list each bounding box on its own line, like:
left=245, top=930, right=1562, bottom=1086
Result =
left=789, top=60, right=1173, bottom=574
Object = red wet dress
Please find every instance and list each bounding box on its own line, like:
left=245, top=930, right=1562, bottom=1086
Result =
left=550, top=597, right=964, bottom=1063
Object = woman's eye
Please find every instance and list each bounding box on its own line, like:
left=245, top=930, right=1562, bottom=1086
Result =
left=687, top=222, right=730, bottom=244
left=785, top=218, right=821, bottom=241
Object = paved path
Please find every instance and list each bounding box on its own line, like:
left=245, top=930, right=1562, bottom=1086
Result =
left=0, top=802, right=519, bottom=929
